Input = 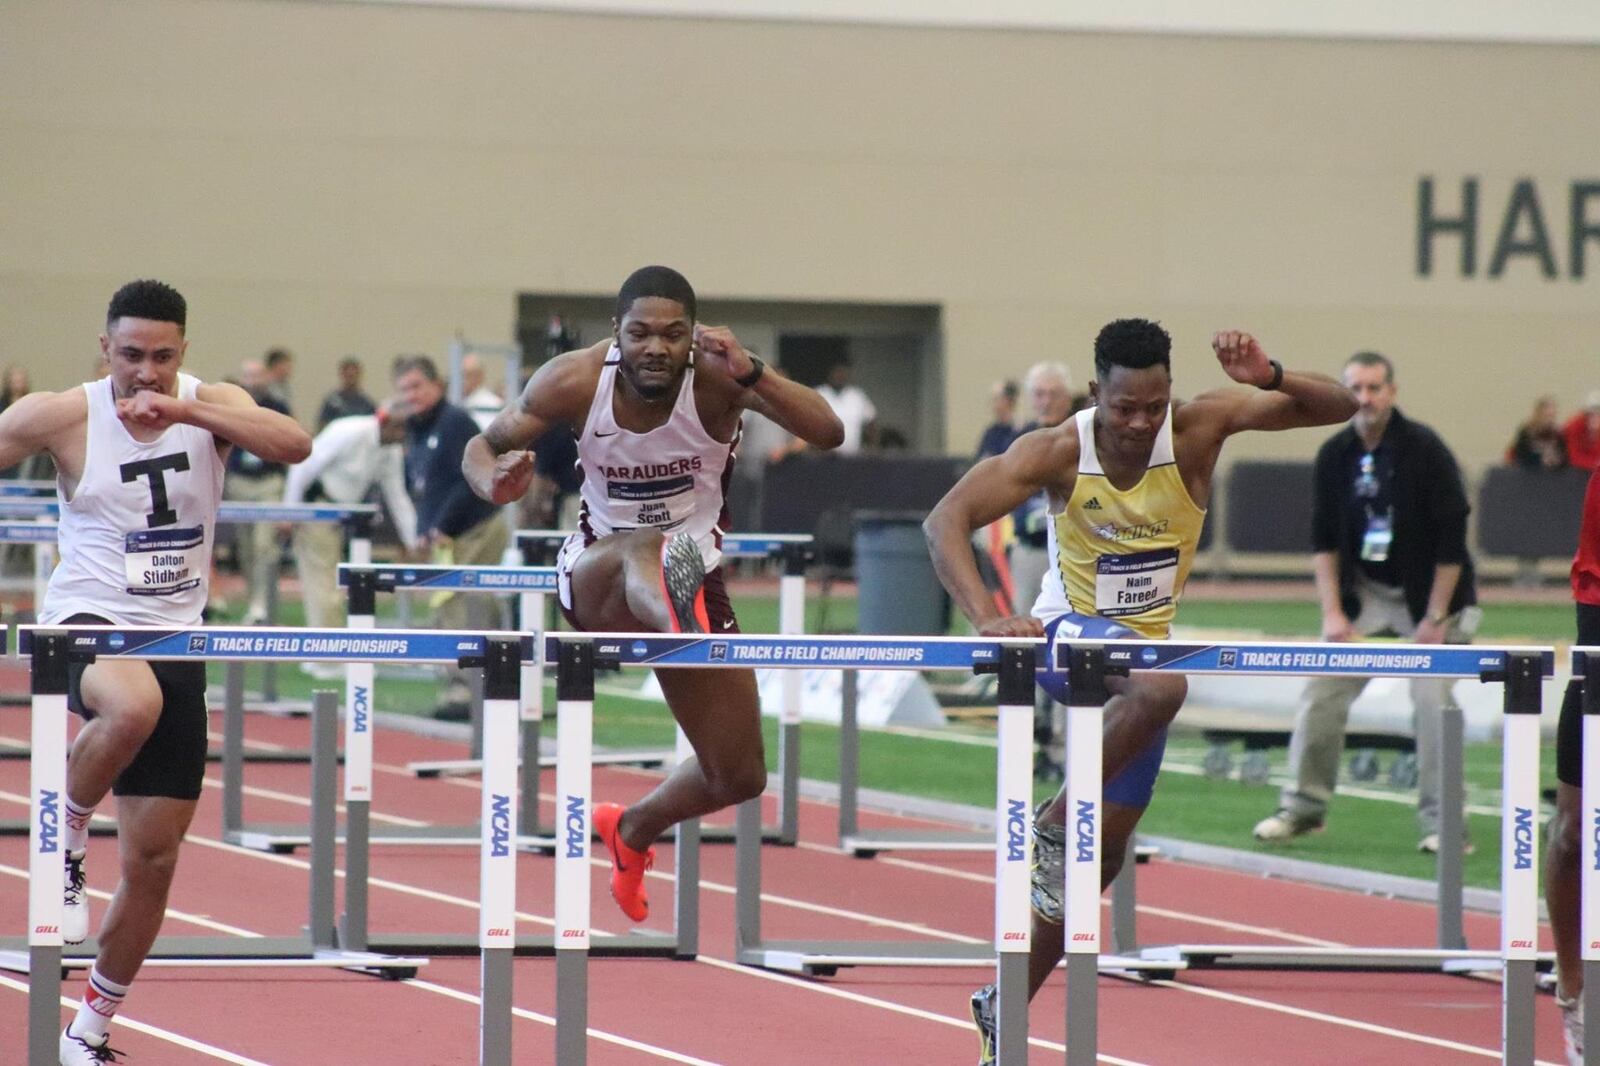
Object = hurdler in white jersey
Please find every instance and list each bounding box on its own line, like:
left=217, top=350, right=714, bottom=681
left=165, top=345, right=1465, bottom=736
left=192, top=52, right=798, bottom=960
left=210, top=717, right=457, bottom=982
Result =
left=465, top=266, right=844, bottom=932
left=0, top=280, right=311, bottom=1066
left=43, top=372, right=224, bottom=627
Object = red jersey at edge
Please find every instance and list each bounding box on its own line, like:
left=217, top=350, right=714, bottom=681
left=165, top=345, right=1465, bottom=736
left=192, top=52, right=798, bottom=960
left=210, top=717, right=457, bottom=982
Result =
left=1575, top=463, right=1600, bottom=607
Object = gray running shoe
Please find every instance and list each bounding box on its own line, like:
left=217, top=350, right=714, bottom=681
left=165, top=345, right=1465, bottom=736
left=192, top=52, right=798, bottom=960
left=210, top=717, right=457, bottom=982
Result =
left=660, top=532, right=706, bottom=634
left=970, top=983, right=998, bottom=1066
left=1030, top=819, right=1067, bottom=924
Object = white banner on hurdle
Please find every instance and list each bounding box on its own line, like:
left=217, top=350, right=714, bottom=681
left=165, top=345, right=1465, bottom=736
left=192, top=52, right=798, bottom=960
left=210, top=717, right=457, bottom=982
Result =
left=555, top=695, right=592, bottom=951
left=1064, top=704, right=1102, bottom=956
left=28, top=693, right=66, bottom=949
left=480, top=694, right=519, bottom=951
left=343, top=612, right=375, bottom=803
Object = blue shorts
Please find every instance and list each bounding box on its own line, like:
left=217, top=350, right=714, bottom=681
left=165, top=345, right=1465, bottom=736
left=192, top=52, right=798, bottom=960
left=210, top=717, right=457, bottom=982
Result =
left=1037, top=612, right=1167, bottom=808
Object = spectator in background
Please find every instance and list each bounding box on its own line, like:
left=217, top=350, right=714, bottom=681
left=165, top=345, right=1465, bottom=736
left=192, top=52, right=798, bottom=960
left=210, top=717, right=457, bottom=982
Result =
left=817, top=355, right=876, bottom=455
left=523, top=424, right=584, bottom=532
left=1565, top=391, right=1600, bottom=471
left=394, top=354, right=508, bottom=719
left=460, top=351, right=504, bottom=433
left=1254, top=350, right=1477, bottom=853
left=317, top=356, right=376, bottom=429
left=225, top=359, right=294, bottom=623
left=1507, top=395, right=1567, bottom=469
left=282, top=403, right=418, bottom=671
left=974, top=379, right=1019, bottom=461
left=0, top=366, right=29, bottom=411
left=262, top=347, right=294, bottom=410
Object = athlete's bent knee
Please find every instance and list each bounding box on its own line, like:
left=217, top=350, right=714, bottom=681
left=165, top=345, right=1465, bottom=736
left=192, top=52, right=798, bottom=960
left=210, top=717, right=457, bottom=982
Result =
left=122, top=844, right=180, bottom=891
left=1547, top=808, right=1581, bottom=873
left=705, top=761, right=766, bottom=809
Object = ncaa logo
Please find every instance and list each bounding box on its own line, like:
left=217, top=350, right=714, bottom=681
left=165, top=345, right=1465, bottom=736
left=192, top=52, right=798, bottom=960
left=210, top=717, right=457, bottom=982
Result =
left=187, top=634, right=207, bottom=653
left=108, top=633, right=125, bottom=650
left=710, top=642, right=728, bottom=662
left=1219, top=648, right=1238, bottom=669
left=1140, top=647, right=1158, bottom=665
left=631, top=641, right=648, bottom=657
left=462, top=571, right=478, bottom=586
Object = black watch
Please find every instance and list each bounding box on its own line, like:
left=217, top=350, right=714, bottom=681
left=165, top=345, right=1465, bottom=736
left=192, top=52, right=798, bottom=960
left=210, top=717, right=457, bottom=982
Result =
left=1258, top=359, right=1283, bottom=391
left=735, top=354, right=766, bottom=390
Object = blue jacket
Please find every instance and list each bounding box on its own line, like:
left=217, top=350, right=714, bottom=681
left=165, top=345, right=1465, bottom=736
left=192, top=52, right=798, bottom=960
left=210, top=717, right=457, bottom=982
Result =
left=404, top=400, right=500, bottom=538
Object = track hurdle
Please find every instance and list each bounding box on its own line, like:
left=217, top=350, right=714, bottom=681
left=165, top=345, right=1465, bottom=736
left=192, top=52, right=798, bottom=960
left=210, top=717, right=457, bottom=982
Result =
left=5, top=625, right=437, bottom=1066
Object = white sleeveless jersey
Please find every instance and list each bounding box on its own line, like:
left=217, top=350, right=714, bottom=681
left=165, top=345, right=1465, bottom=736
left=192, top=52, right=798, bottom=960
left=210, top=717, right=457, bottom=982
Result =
left=42, top=373, right=225, bottom=626
left=574, top=348, right=737, bottom=569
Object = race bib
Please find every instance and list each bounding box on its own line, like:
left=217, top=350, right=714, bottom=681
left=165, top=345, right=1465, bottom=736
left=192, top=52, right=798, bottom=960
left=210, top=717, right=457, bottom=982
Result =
left=1094, top=548, right=1178, bottom=617
left=124, top=527, right=203, bottom=596
left=608, top=474, right=696, bottom=531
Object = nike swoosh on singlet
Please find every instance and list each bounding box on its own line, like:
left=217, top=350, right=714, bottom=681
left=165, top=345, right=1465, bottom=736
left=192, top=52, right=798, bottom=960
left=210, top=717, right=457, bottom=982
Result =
left=593, top=430, right=618, bottom=438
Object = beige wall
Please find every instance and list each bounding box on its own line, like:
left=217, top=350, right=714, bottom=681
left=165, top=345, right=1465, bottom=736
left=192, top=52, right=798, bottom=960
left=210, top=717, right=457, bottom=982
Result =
left=2, top=0, right=1596, bottom=464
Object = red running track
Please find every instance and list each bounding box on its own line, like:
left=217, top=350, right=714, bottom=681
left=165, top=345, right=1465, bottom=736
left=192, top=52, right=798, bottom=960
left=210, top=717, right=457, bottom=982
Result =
left=0, top=711, right=1573, bottom=1064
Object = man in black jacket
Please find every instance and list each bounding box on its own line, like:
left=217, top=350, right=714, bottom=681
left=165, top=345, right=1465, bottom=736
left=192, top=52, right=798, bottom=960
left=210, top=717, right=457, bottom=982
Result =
left=1254, top=350, right=1478, bottom=853
left=395, top=354, right=508, bottom=718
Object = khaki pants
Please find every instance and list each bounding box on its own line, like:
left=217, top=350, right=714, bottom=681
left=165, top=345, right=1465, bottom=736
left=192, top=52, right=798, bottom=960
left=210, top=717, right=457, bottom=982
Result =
left=1280, top=575, right=1470, bottom=835
left=225, top=473, right=285, bottom=616
left=293, top=523, right=344, bottom=629
left=435, top=514, right=510, bottom=700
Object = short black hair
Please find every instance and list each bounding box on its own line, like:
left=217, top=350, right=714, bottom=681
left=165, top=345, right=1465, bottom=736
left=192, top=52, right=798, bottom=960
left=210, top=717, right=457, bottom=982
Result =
left=392, top=354, right=439, bottom=382
left=616, top=265, right=696, bottom=322
left=264, top=347, right=292, bottom=368
left=107, top=279, right=186, bottom=332
left=339, top=355, right=362, bottom=371
left=1094, top=318, right=1171, bottom=379
left=1346, top=350, right=1394, bottom=384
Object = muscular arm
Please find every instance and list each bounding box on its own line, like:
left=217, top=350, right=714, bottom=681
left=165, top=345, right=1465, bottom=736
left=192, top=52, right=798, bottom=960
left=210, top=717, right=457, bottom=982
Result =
left=188, top=383, right=312, bottom=463
left=739, top=370, right=846, bottom=450
left=464, top=347, right=594, bottom=505
left=924, top=429, right=1074, bottom=634
left=0, top=391, right=80, bottom=472
left=1188, top=332, right=1357, bottom=439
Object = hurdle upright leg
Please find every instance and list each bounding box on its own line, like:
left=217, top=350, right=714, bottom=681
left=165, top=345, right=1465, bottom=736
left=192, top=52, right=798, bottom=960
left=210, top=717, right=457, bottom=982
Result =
left=339, top=569, right=377, bottom=951
left=554, top=638, right=596, bottom=1066
left=1498, top=651, right=1543, bottom=1066
left=1578, top=650, right=1600, bottom=1066
left=992, top=646, right=1036, bottom=1064
left=1436, top=702, right=1466, bottom=950
left=776, top=549, right=806, bottom=845
left=478, top=639, right=523, bottom=1066
left=1063, top=645, right=1109, bottom=1066
left=27, top=632, right=69, bottom=1066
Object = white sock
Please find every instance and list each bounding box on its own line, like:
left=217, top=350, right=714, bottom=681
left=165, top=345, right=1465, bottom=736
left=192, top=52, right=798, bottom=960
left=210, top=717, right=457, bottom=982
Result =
left=63, top=797, right=95, bottom=856
left=70, top=965, right=128, bottom=1042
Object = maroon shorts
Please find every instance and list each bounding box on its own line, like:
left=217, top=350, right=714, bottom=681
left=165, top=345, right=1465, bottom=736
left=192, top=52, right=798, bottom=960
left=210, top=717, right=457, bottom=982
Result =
left=559, top=565, right=739, bottom=634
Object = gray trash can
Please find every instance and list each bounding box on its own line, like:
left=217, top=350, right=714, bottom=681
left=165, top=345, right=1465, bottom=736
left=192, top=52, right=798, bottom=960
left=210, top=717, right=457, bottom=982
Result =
left=853, top=511, right=948, bottom=635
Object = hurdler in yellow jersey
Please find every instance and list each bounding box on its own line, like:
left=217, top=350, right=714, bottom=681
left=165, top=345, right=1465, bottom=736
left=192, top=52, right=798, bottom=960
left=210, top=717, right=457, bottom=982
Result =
left=924, top=319, right=1357, bottom=1062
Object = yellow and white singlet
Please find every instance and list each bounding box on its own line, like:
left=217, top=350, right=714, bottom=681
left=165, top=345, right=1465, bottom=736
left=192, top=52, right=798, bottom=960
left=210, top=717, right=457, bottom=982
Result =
left=1030, top=406, right=1206, bottom=640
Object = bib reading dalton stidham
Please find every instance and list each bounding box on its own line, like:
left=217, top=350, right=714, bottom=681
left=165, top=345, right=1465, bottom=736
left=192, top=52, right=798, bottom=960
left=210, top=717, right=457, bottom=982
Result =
left=1031, top=406, right=1207, bottom=640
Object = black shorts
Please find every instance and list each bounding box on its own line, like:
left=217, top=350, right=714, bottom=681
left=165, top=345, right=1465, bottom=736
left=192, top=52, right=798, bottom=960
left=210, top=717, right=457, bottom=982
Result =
left=64, top=613, right=209, bottom=801
left=1555, top=602, right=1600, bottom=788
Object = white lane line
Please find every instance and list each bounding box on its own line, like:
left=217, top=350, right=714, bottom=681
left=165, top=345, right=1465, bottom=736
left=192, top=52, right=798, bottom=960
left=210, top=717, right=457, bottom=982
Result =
left=1149, top=980, right=1562, bottom=1065
left=0, top=770, right=1527, bottom=1061
left=0, top=862, right=262, bottom=938
left=867, top=851, right=1343, bottom=948
left=692, top=955, right=1149, bottom=1066
left=0, top=972, right=273, bottom=1065
left=199, top=776, right=432, bottom=828
left=402, top=977, right=723, bottom=1065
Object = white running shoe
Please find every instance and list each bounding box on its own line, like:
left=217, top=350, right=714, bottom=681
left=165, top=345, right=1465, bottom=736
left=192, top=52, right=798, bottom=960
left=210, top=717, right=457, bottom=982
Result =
left=62, top=849, right=89, bottom=945
left=60, top=1024, right=122, bottom=1064
left=1559, top=992, right=1584, bottom=1066
left=1251, top=810, right=1322, bottom=843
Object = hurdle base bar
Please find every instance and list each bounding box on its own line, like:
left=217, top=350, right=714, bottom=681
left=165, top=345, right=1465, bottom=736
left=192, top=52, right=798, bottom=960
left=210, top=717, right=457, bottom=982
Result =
left=0, top=941, right=426, bottom=979
left=224, top=822, right=554, bottom=854
left=839, top=828, right=992, bottom=857
left=736, top=940, right=1188, bottom=977
left=406, top=748, right=670, bottom=779
left=1137, top=944, right=1557, bottom=974
left=354, top=932, right=687, bottom=959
